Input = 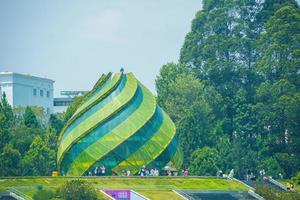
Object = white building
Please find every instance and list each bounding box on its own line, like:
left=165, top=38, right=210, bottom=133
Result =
left=53, top=91, right=87, bottom=113
left=0, top=72, right=54, bottom=113
left=53, top=97, right=73, bottom=113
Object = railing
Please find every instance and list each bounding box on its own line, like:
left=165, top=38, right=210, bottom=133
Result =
left=268, top=178, right=288, bottom=191
left=248, top=190, right=265, bottom=200
left=8, top=187, right=33, bottom=200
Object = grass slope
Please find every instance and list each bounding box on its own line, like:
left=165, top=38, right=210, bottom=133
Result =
left=0, top=177, right=249, bottom=199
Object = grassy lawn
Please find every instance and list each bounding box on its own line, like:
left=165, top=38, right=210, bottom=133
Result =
left=0, top=177, right=249, bottom=199
left=138, top=191, right=184, bottom=200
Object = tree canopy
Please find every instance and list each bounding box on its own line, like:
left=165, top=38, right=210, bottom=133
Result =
left=0, top=93, right=58, bottom=176
left=157, top=0, right=300, bottom=178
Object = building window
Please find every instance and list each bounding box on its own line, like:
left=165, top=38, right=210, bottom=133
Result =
left=46, top=107, right=50, bottom=114
left=40, top=89, right=44, bottom=97
left=46, top=91, right=50, bottom=98
left=54, top=100, right=72, bottom=106
left=33, top=88, right=37, bottom=96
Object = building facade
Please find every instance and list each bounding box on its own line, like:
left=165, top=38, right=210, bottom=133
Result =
left=57, top=72, right=183, bottom=176
left=0, top=72, right=54, bottom=113
left=54, top=97, right=73, bottom=113
left=53, top=91, right=87, bottom=113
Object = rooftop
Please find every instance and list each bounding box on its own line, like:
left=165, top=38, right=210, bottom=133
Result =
left=0, top=71, right=54, bottom=83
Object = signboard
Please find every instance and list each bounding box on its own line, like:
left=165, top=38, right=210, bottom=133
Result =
left=104, top=190, right=131, bottom=200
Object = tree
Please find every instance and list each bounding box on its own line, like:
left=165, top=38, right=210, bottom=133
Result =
left=156, top=63, right=219, bottom=164
left=156, top=62, right=194, bottom=119
left=24, top=106, right=40, bottom=128
left=0, top=93, right=14, bottom=150
left=179, top=0, right=264, bottom=142
left=153, top=0, right=300, bottom=178
left=0, top=144, right=21, bottom=176
left=22, top=136, right=56, bottom=176
left=254, top=3, right=300, bottom=177
left=189, top=147, right=220, bottom=176
left=44, top=126, right=58, bottom=151
left=49, top=113, right=64, bottom=135
left=0, top=92, right=14, bottom=129
left=10, top=125, right=42, bottom=156
left=260, top=157, right=285, bottom=178
left=175, top=0, right=300, bottom=177
left=0, top=114, right=11, bottom=150
left=255, top=0, right=299, bottom=32
left=274, top=153, right=300, bottom=178
left=256, top=3, right=300, bottom=86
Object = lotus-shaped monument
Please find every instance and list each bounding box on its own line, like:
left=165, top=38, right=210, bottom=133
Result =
left=57, top=71, right=182, bottom=176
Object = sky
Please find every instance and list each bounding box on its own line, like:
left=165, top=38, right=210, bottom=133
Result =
left=0, top=0, right=202, bottom=96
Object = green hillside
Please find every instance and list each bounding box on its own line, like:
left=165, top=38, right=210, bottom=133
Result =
left=0, top=177, right=249, bottom=200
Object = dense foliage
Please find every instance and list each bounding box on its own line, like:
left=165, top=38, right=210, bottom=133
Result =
left=0, top=87, right=85, bottom=177
left=156, top=0, right=300, bottom=178
left=189, top=147, right=220, bottom=176
left=0, top=94, right=62, bottom=176
left=256, top=185, right=300, bottom=200
left=59, top=180, right=97, bottom=200
left=33, top=188, right=56, bottom=200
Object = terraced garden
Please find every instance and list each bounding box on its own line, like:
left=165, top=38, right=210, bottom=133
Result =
left=0, top=177, right=249, bottom=199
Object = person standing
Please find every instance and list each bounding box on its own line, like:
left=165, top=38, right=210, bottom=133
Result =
left=121, top=170, right=126, bottom=176
left=246, top=169, right=251, bottom=181
left=150, top=168, right=154, bottom=176
left=94, top=167, right=98, bottom=176
left=100, top=165, right=106, bottom=176
left=140, top=165, right=146, bottom=176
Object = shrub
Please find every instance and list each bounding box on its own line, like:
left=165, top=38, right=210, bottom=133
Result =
left=189, top=146, right=220, bottom=176
left=33, top=189, right=55, bottom=200
left=291, top=171, right=300, bottom=185
left=260, top=157, right=285, bottom=178
left=274, top=153, right=300, bottom=178
left=255, top=185, right=300, bottom=200
left=59, top=179, right=97, bottom=200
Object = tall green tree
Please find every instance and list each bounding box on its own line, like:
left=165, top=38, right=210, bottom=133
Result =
left=0, top=114, right=10, bottom=150
left=49, top=113, right=64, bottom=135
left=22, top=136, right=56, bottom=176
left=255, top=0, right=299, bottom=32
left=157, top=0, right=300, bottom=178
left=0, top=144, right=21, bottom=176
left=44, top=126, right=58, bottom=151
left=23, top=106, right=40, bottom=128
left=254, top=4, right=300, bottom=176
left=156, top=63, right=220, bottom=164
left=0, top=93, right=14, bottom=129
left=10, top=125, right=42, bottom=156
left=0, top=93, right=14, bottom=150
left=180, top=0, right=263, bottom=141
left=256, top=3, right=300, bottom=86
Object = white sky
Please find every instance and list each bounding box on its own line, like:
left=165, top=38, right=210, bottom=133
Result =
left=0, top=0, right=202, bottom=96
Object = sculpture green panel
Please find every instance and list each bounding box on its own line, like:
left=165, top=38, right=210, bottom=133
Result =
left=57, top=71, right=183, bottom=176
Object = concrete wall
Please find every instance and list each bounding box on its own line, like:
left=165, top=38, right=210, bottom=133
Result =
left=0, top=73, right=14, bottom=105
left=0, top=72, right=54, bottom=113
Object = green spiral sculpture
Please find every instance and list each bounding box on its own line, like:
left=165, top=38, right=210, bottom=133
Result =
left=57, top=71, right=182, bottom=176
